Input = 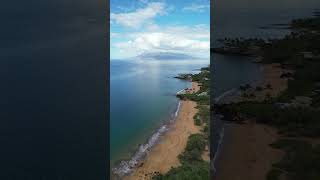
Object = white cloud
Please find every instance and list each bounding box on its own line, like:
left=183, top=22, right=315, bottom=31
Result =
left=183, top=4, right=209, bottom=12
left=110, top=2, right=166, bottom=28
left=163, top=25, right=210, bottom=39
left=112, top=25, right=210, bottom=58
left=138, top=0, right=149, bottom=4
left=110, top=32, right=120, bottom=38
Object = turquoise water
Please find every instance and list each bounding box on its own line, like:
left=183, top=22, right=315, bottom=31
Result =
left=110, top=59, right=209, bottom=176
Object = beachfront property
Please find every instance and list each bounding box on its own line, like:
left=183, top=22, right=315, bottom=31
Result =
left=299, top=51, right=320, bottom=60
left=177, top=88, right=193, bottom=95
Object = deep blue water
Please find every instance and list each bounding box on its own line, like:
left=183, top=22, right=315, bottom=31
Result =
left=110, top=59, right=209, bottom=172
left=0, top=1, right=107, bottom=179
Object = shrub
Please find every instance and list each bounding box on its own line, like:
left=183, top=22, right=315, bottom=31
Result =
left=266, top=168, right=282, bottom=180
left=269, top=139, right=320, bottom=180
left=153, top=161, right=209, bottom=180
left=153, top=134, right=209, bottom=180
left=255, top=86, right=263, bottom=91
left=194, top=117, right=201, bottom=126
left=179, top=134, right=206, bottom=163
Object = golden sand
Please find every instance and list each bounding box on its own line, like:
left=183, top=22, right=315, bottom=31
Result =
left=215, top=64, right=290, bottom=180
left=215, top=122, right=283, bottom=180
left=126, top=82, right=201, bottom=180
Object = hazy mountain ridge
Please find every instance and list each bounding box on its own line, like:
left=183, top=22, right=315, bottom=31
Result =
left=135, top=52, right=196, bottom=60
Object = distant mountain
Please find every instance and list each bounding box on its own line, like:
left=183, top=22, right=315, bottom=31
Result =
left=135, top=52, right=195, bottom=60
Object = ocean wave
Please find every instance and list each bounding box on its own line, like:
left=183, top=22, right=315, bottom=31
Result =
left=211, top=88, right=238, bottom=175
left=212, top=125, right=225, bottom=174
left=112, top=125, right=169, bottom=177
left=112, top=101, right=181, bottom=178
left=214, top=88, right=238, bottom=103
left=174, top=101, right=181, bottom=117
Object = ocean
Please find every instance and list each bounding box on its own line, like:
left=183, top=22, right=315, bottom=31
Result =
left=211, top=0, right=320, bottom=175
left=110, top=59, right=209, bottom=176
left=0, top=0, right=108, bottom=179
left=213, top=3, right=320, bottom=97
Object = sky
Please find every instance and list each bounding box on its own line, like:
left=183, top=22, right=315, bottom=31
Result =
left=110, top=0, right=210, bottom=60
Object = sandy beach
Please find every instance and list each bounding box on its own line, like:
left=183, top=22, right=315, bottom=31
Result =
left=126, top=82, right=201, bottom=180
left=236, top=63, right=293, bottom=102
left=217, top=63, right=292, bottom=104
left=255, top=63, right=292, bottom=99
left=260, top=63, right=290, bottom=97
left=214, top=122, right=284, bottom=180
left=214, top=63, right=290, bottom=180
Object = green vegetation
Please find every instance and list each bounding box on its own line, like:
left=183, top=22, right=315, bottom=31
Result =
left=191, top=67, right=210, bottom=93
left=153, top=161, right=209, bottom=180
left=266, top=168, right=283, bottom=180
left=218, top=38, right=266, bottom=50
left=278, top=61, right=320, bottom=101
left=267, top=139, right=320, bottom=180
left=215, top=15, right=320, bottom=180
left=194, top=105, right=210, bottom=138
left=213, top=38, right=265, bottom=56
left=180, top=93, right=209, bottom=105
left=194, top=105, right=210, bottom=126
left=263, top=18, right=320, bottom=102
left=178, top=66, right=210, bottom=104
left=178, top=134, right=206, bottom=163
left=174, top=73, right=192, bottom=80
left=224, top=102, right=320, bottom=137
left=153, top=67, right=211, bottom=180
left=215, top=17, right=320, bottom=66
left=153, top=134, right=209, bottom=180
left=291, top=17, right=320, bottom=30
left=223, top=102, right=274, bottom=123
left=194, top=115, right=202, bottom=126
left=200, top=67, right=210, bottom=71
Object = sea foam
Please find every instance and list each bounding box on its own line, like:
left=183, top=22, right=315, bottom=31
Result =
left=112, top=101, right=181, bottom=178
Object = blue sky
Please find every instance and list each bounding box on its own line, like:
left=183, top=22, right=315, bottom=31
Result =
left=110, top=0, right=210, bottom=59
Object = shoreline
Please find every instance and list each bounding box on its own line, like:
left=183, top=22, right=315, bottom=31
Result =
left=111, top=100, right=181, bottom=179
left=214, top=63, right=289, bottom=180
left=125, top=82, right=201, bottom=180
left=214, top=63, right=290, bottom=104
left=214, top=121, right=284, bottom=180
